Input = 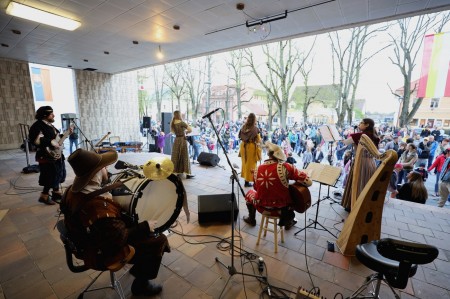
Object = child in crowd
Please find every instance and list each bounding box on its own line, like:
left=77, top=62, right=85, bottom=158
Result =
left=388, top=164, right=403, bottom=198
left=286, top=152, right=297, bottom=165
left=302, top=147, right=313, bottom=169
left=414, top=163, right=428, bottom=182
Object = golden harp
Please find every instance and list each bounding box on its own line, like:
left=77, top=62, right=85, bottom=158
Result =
left=336, top=134, right=398, bottom=256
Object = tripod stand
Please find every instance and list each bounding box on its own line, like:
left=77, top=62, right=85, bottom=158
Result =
left=71, top=120, right=97, bottom=152
left=203, top=109, right=266, bottom=297
left=294, top=182, right=337, bottom=238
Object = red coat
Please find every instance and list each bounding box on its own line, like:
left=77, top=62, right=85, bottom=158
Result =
left=245, top=159, right=309, bottom=209
left=428, top=154, right=446, bottom=172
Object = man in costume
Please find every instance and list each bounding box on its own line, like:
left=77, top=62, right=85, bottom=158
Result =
left=62, top=149, right=169, bottom=296
left=29, top=106, right=69, bottom=205
left=243, top=141, right=312, bottom=230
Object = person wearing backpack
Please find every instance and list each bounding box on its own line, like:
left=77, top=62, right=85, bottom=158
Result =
left=61, top=149, right=170, bottom=296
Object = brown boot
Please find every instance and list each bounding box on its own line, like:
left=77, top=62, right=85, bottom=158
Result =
left=38, top=193, right=56, bottom=205
left=243, top=203, right=256, bottom=226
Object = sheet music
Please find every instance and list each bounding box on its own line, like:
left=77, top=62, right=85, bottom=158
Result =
left=318, top=125, right=342, bottom=142
left=186, top=127, right=200, bottom=136
left=305, top=162, right=341, bottom=186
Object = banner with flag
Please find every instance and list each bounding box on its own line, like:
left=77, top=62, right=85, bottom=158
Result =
left=417, top=32, right=450, bottom=98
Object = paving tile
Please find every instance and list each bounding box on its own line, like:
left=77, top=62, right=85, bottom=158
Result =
left=185, top=264, right=221, bottom=291
left=322, top=250, right=350, bottom=270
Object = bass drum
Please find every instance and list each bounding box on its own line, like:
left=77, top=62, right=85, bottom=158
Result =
left=112, top=172, right=185, bottom=234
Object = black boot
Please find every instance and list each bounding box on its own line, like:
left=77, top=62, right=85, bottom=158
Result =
left=131, top=278, right=162, bottom=296
left=243, top=203, right=256, bottom=226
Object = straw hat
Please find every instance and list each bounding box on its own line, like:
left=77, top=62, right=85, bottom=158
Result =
left=68, top=149, right=118, bottom=193
left=264, top=141, right=286, bottom=161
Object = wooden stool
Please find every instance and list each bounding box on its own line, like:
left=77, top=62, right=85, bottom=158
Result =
left=256, top=211, right=284, bottom=253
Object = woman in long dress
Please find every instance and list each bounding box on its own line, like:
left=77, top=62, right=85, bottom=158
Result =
left=170, top=111, right=194, bottom=179
left=239, top=113, right=261, bottom=187
left=341, top=118, right=380, bottom=211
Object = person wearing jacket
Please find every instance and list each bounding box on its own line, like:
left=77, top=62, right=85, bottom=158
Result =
left=428, top=151, right=447, bottom=197
left=398, top=143, right=418, bottom=184
left=437, top=149, right=450, bottom=208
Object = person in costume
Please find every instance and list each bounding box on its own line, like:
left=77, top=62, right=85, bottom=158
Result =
left=62, top=149, right=170, bottom=296
left=29, top=106, right=70, bottom=205
left=243, top=141, right=312, bottom=230
left=239, top=113, right=261, bottom=187
left=340, top=118, right=380, bottom=212
left=170, top=110, right=195, bottom=179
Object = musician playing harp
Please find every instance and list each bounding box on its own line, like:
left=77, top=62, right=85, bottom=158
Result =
left=340, top=118, right=380, bottom=211
left=243, top=141, right=312, bottom=230
left=29, top=106, right=71, bottom=205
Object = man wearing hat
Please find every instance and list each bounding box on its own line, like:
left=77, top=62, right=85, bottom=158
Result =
left=29, top=106, right=69, bottom=205
left=62, top=149, right=169, bottom=296
left=243, top=141, right=312, bottom=229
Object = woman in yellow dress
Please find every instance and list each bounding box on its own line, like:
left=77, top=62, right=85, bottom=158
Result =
left=239, top=113, right=261, bottom=187
left=170, top=111, right=195, bottom=179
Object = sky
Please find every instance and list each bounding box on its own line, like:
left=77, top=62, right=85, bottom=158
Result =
left=208, top=11, right=450, bottom=114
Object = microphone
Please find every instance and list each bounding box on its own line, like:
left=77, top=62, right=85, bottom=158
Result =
left=114, top=160, right=139, bottom=170
left=202, top=108, right=221, bottom=119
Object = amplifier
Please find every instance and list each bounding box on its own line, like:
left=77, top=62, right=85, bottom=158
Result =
left=198, top=193, right=238, bottom=224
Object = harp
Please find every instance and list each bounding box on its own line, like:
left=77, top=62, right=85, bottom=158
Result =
left=336, top=134, right=398, bottom=256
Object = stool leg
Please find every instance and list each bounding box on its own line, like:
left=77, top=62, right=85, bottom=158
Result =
left=256, top=215, right=265, bottom=245
left=280, top=225, right=284, bottom=243
left=273, top=218, right=278, bottom=253
left=263, top=216, right=269, bottom=237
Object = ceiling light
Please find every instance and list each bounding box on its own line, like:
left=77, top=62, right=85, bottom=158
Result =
left=6, top=2, right=81, bottom=31
left=245, top=10, right=287, bottom=28
left=156, top=45, right=164, bottom=59
left=173, top=24, right=180, bottom=30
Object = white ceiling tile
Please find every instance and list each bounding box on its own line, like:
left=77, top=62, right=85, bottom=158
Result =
left=397, top=0, right=428, bottom=14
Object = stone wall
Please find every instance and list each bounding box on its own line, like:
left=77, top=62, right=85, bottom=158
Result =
left=0, top=58, right=35, bottom=150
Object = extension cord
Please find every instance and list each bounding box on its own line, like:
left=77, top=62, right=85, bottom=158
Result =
left=295, top=287, right=324, bottom=299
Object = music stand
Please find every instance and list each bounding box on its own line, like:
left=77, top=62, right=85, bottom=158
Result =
left=294, top=163, right=341, bottom=238
left=318, top=124, right=342, bottom=166
left=202, top=109, right=266, bottom=297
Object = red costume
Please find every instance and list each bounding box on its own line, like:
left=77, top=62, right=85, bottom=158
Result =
left=245, top=159, right=309, bottom=213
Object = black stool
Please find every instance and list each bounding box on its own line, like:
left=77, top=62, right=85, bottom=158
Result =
left=350, top=238, right=438, bottom=299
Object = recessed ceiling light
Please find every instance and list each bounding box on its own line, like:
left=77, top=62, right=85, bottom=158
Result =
left=173, top=24, right=180, bottom=30
left=1, top=43, right=9, bottom=47
left=83, top=59, right=88, bottom=62
left=104, top=51, right=109, bottom=55
left=132, top=41, right=139, bottom=45
left=11, top=29, right=21, bottom=35
left=67, top=65, right=72, bottom=68
left=6, top=1, right=81, bottom=31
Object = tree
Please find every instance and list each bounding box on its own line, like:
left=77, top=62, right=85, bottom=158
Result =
left=329, top=25, right=389, bottom=126
left=137, top=69, right=150, bottom=119
left=183, top=57, right=209, bottom=120
left=389, top=12, right=450, bottom=127
left=164, top=61, right=187, bottom=113
left=149, top=65, right=166, bottom=122
left=244, top=40, right=301, bottom=129
left=226, top=49, right=247, bottom=120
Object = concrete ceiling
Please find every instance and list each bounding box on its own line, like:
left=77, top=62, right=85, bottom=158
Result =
left=1, top=0, right=450, bottom=74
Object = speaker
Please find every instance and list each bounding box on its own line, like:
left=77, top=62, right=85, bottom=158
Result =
left=197, top=152, right=220, bottom=167
left=161, top=112, right=172, bottom=134
left=198, top=194, right=239, bottom=224
left=143, top=116, right=151, bottom=129
left=161, top=112, right=172, bottom=155
left=61, top=113, right=77, bottom=131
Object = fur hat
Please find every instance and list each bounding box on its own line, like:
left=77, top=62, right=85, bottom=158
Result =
left=264, top=141, right=286, bottom=161
left=68, top=149, right=118, bottom=193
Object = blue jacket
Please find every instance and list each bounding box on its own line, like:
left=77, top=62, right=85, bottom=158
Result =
left=440, top=158, right=450, bottom=182
left=430, top=141, right=438, bottom=156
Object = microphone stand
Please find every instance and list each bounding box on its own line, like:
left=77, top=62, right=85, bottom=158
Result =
left=70, top=119, right=97, bottom=153
left=203, top=110, right=266, bottom=298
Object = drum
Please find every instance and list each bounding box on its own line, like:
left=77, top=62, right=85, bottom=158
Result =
left=112, top=172, right=185, bottom=234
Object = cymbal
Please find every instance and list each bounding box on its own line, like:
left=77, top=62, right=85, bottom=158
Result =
left=142, top=157, right=174, bottom=180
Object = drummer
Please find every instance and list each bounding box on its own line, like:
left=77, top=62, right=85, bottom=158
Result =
left=62, top=149, right=170, bottom=296
left=243, top=141, right=312, bottom=230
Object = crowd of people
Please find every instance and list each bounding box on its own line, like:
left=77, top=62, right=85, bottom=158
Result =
left=29, top=105, right=449, bottom=296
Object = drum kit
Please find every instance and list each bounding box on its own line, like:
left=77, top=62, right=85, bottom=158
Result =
left=111, top=156, right=187, bottom=235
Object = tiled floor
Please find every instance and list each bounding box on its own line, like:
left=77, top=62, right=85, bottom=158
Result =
left=1, top=148, right=450, bottom=299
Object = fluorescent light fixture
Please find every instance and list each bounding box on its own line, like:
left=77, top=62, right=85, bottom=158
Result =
left=6, top=2, right=81, bottom=31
